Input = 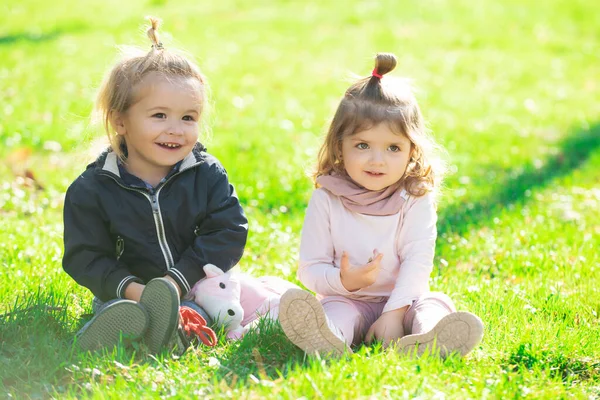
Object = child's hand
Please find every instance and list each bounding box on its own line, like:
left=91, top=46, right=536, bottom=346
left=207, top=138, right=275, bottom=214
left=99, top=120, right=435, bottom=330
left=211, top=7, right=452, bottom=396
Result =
left=124, top=282, right=145, bottom=302
left=340, top=250, right=383, bottom=292
left=365, top=307, right=407, bottom=348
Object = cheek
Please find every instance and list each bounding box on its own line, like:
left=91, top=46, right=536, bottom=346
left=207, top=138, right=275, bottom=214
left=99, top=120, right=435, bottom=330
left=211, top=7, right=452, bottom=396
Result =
left=398, top=156, right=411, bottom=172
left=343, top=150, right=364, bottom=165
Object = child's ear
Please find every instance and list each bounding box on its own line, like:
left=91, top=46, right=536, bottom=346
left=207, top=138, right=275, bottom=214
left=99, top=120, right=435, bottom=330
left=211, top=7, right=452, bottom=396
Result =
left=203, top=263, right=224, bottom=278
left=109, top=111, right=127, bottom=136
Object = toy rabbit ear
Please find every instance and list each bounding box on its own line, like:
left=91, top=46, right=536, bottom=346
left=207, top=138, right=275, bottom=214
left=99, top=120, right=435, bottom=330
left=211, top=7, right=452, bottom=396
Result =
left=203, top=263, right=224, bottom=278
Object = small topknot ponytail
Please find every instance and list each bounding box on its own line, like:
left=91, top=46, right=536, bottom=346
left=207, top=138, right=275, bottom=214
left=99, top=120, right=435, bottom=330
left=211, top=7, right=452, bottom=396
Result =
left=146, top=16, right=163, bottom=50
left=372, top=53, right=397, bottom=79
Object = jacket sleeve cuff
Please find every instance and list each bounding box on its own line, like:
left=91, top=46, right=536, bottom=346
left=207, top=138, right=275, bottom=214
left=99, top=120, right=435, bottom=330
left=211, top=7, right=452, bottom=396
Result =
left=116, top=275, right=144, bottom=299
left=166, top=266, right=195, bottom=297
left=105, top=270, right=141, bottom=301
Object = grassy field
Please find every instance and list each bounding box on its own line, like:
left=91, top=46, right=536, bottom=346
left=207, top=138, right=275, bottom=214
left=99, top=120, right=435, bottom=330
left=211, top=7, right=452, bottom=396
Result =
left=1, top=0, right=599, bottom=398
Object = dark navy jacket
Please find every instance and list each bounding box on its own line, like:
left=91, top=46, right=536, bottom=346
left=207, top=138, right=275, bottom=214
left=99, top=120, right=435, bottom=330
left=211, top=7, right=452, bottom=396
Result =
left=62, top=143, right=248, bottom=302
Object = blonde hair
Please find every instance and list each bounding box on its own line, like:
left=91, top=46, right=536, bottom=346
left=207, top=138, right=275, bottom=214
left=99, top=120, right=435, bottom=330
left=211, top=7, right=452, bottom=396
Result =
left=94, top=16, right=207, bottom=160
left=314, top=53, right=446, bottom=197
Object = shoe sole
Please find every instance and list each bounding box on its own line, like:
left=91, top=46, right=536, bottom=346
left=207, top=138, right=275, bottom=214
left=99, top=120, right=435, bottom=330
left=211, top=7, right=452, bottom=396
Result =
left=77, top=300, right=148, bottom=351
left=279, top=289, right=351, bottom=357
left=139, top=278, right=180, bottom=354
left=398, top=311, right=484, bottom=358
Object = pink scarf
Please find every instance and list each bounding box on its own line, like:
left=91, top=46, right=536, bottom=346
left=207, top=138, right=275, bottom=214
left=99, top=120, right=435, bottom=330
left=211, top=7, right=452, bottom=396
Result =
left=316, top=174, right=408, bottom=216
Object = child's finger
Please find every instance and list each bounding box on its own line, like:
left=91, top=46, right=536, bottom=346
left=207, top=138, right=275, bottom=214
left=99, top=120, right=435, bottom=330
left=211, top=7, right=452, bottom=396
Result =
left=370, top=253, right=384, bottom=265
left=365, top=325, right=376, bottom=344
left=340, top=251, right=349, bottom=271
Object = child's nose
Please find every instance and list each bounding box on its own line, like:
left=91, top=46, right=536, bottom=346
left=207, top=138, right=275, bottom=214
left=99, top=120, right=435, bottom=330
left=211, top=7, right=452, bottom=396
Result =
left=370, top=150, right=385, bottom=164
left=168, top=121, right=185, bottom=135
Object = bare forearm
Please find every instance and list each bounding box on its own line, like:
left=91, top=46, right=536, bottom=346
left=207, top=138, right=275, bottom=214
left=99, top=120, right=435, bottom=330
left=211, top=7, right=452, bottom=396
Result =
left=124, top=282, right=145, bottom=302
left=383, top=305, right=409, bottom=327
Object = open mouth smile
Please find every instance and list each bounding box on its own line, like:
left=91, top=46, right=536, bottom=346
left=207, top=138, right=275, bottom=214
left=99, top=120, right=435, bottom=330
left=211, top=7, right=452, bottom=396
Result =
left=156, top=142, right=182, bottom=149
left=365, top=171, right=385, bottom=177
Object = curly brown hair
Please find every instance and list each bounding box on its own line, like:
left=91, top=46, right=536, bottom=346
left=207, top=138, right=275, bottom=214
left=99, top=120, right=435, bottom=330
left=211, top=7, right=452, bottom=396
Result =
left=314, top=53, right=445, bottom=197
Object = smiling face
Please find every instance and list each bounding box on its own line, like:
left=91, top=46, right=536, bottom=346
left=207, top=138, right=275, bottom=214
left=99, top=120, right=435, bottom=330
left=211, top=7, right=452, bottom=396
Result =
left=341, top=123, right=412, bottom=191
left=112, top=72, right=203, bottom=185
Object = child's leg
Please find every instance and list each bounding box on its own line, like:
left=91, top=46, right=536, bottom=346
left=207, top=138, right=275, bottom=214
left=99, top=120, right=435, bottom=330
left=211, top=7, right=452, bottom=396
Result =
left=321, top=296, right=382, bottom=346
left=91, top=297, right=119, bottom=314
left=403, top=292, right=456, bottom=335
left=76, top=299, right=149, bottom=351
left=399, top=292, right=483, bottom=358
left=180, top=300, right=212, bottom=324
left=279, top=289, right=355, bottom=357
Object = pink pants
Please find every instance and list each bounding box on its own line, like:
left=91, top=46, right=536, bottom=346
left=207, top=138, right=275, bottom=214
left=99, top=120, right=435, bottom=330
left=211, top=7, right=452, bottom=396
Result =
left=321, top=292, right=456, bottom=346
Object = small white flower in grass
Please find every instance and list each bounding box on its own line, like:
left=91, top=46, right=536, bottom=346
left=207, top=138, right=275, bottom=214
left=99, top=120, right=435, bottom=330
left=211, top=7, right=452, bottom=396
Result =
left=467, top=285, right=480, bottom=293
left=279, top=119, right=294, bottom=131
left=113, top=361, right=129, bottom=370
left=232, top=96, right=245, bottom=109
left=523, top=304, right=537, bottom=314
left=43, top=141, right=62, bottom=152
left=524, top=98, right=537, bottom=113
left=208, top=357, right=220, bottom=367
left=88, top=368, right=102, bottom=380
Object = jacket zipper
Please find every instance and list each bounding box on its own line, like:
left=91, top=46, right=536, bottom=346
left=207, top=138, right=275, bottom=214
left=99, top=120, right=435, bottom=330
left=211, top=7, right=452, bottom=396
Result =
left=149, top=187, right=174, bottom=269
left=99, top=169, right=193, bottom=271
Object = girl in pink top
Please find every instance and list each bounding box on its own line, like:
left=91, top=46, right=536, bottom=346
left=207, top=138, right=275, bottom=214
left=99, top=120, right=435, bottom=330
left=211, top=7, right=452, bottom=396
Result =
left=278, top=53, right=483, bottom=358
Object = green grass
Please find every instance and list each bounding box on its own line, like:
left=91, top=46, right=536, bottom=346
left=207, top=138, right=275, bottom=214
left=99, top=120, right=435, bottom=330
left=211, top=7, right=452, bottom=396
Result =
left=1, top=0, right=599, bottom=398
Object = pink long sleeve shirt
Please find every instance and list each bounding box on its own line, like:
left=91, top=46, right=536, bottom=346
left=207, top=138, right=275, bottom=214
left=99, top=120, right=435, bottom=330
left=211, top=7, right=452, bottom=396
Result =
left=298, top=187, right=437, bottom=313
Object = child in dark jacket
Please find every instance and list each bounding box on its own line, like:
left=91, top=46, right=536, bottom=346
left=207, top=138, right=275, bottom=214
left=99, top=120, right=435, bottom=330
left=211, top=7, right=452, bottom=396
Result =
left=62, top=17, right=248, bottom=354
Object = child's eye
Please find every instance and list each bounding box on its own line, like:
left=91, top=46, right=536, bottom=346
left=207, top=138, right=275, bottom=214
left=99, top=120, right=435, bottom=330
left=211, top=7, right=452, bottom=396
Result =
left=182, top=115, right=196, bottom=122
left=356, top=143, right=369, bottom=150
left=152, top=113, right=167, bottom=119
left=388, top=145, right=401, bottom=152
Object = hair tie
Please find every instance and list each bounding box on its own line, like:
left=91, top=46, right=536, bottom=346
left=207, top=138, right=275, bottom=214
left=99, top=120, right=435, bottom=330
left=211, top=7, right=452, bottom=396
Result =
left=152, top=42, right=164, bottom=50
left=371, top=68, right=383, bottom=79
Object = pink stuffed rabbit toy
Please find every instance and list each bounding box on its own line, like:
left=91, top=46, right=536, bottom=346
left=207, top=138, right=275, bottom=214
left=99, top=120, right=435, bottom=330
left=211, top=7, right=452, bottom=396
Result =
left=188, top=264, right=300, bottom=340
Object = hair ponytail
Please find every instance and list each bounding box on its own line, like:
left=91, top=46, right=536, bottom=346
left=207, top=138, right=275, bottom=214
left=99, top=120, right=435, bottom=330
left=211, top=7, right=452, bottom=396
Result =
left=146, top=16, right=164, bottom=50
left=370, top=53, right=397, bottom=81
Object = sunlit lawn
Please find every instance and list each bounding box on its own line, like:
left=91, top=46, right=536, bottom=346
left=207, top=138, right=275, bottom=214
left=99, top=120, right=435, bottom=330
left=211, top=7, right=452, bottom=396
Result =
left=1, top=0, right=599, bottom=398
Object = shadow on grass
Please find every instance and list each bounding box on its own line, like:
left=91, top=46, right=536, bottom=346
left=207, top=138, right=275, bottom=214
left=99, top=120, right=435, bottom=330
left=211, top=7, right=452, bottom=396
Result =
left=437, top=124, right=600, bottom=242
left=0, top=23, right=87, bottom=46
left=0, top=290, right=75, bottom=394
left=213, top=318, right=307, bottom=384
left=0, top=290, right=147, bottom=396
left=503, top=343, right=600, bottom=383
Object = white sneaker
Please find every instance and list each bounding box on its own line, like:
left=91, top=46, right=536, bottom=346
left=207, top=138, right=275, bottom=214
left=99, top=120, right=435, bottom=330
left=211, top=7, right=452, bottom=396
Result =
left=279, top=289, right=352, bottom=357
left=398, top=311, right=484, bottom=358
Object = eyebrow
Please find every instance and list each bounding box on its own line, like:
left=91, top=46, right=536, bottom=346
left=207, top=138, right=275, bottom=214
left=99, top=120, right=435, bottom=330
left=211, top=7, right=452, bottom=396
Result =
left=148, top=106, right=199, bottom=114
left=351, top=137, right=408, bottom=146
